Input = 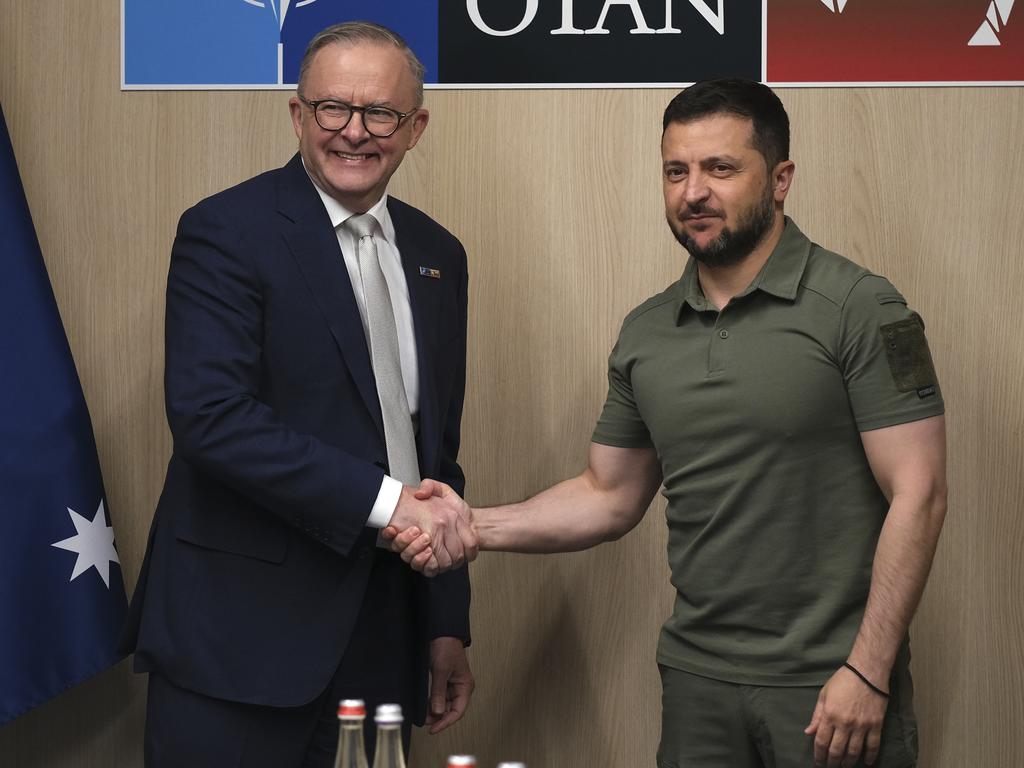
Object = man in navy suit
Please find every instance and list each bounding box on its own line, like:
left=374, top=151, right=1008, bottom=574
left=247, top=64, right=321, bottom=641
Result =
left=122, top=22, right=477, bottom=767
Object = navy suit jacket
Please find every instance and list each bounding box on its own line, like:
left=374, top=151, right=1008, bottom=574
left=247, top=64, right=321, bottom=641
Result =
left=123, top=154, right=470, bottom=722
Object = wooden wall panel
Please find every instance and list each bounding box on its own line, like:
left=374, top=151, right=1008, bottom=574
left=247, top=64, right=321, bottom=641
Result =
left=2, top=2, right=1022, bottom=765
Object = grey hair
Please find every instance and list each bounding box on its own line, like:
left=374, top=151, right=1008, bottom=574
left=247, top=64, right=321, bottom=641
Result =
left=297, top=21, right=425, bottom=108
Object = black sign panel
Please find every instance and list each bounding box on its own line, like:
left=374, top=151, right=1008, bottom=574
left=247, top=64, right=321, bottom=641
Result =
left=438, top=1, right=761, bottom=84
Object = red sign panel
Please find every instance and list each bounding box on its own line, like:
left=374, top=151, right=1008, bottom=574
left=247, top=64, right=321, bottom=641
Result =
left=768, top=0, right=1023, bottom=83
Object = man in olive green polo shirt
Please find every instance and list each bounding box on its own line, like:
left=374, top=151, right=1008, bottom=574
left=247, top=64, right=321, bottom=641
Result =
left=386, top=79, right=947, bottom=768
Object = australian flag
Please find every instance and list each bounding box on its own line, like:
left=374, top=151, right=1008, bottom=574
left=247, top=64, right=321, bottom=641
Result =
left=0, top=104, right=128, bottom=725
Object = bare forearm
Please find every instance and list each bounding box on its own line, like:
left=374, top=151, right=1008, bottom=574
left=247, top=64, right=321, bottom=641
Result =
left=474, top=471, right=652, bottom=554
left=848, top=488, right=947, bottom=682
left=384, top=444, right=661, bottom=568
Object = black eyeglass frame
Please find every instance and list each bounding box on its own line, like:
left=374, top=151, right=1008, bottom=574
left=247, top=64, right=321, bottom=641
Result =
left=298, top=96, right=418, bottom=138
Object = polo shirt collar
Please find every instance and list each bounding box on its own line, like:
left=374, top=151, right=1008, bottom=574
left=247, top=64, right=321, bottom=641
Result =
left=675, top=216, right=811, bottom=321
left=750, top=217, right=811, bottom=300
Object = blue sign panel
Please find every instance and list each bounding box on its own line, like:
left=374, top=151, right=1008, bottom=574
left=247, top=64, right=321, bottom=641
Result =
left=124, top=0, right=440, bottom=87
left=125, top=0, right=280, bottom=85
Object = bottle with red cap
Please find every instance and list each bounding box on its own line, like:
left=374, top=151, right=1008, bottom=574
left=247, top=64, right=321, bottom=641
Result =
left=446, top=757, right=476, bottom=768
left=333, top=699, right=370, bottom=768
left=371, top=704, right=407, bottom=768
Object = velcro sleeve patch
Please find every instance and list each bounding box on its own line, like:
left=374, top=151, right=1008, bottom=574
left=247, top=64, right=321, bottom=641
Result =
left=875, top=291, right=907, bottom=306
left=880, top=316, right=938, bottom=393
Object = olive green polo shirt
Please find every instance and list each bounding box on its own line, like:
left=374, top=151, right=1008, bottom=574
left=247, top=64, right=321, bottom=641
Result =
left=593, top=218, right=944, bottom=686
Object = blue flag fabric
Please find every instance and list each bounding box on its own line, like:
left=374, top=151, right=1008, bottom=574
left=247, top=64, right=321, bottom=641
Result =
left=0, top=105, right=128, bottom=725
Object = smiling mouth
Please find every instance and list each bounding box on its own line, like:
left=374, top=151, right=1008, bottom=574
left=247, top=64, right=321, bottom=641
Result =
left=334, top=151, right=376, bottom=161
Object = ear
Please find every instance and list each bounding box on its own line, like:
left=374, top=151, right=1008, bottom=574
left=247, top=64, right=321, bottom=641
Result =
left=772, top=160, right=796, bottom=203
left=288, top=96, right=303, bottom=141
left=406, top=108, right=430, bottom=150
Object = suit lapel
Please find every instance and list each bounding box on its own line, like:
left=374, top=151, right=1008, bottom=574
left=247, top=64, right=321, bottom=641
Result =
left=389, top=198, right=440, bottom=476
left=276, top=155, right=384, bottom=440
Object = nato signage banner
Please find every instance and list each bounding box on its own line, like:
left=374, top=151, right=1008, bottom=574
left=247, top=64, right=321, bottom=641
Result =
left=122, top=0, right=1022, bottom=88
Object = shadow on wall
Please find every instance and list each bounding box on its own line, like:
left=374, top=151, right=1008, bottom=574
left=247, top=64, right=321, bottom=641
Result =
left=0, top=659, right=144, bottom=766
left=479, top=587, right=611, bottom=763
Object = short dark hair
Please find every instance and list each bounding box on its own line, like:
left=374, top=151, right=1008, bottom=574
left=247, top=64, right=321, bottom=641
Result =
left=298, top=21, right=426, bottom=108
left=662, top=79, right=790, bottom=170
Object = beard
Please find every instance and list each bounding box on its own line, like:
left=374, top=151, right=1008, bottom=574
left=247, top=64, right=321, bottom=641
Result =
left=668, top=184, right=776, bottom=268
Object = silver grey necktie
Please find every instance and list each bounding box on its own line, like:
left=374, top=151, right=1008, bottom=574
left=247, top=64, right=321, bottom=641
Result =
left=344, top=214, right=420, bottom=486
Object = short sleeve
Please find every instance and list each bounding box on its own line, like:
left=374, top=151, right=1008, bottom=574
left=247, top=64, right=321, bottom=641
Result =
left=839, top=274, right=945, bottom=432
left=591, top=331, right=655, bottom=449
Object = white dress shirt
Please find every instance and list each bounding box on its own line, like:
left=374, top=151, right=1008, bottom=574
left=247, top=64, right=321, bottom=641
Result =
left=307, top=176, right=416, bottom=528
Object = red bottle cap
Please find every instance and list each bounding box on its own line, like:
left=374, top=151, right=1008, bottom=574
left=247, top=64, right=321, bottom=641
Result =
left=337, top=699, right=366, bottom=720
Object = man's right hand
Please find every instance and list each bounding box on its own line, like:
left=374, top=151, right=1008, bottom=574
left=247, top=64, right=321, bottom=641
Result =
left=388, top=443, right=662, bottom=571
left=385, top=481, right=477, bottom=576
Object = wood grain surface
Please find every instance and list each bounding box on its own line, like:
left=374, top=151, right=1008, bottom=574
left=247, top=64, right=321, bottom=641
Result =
left=1, top=2, right=1022, bottom=765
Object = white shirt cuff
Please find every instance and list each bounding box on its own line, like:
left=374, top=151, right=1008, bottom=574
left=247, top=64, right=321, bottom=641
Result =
left=366, top=475, right=403, bottom=528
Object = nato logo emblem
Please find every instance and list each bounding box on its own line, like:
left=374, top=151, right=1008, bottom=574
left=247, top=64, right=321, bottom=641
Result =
left=124, top=0, right=439, bottom=88
left=124, top=0, right=321, bottom=86
left=819, top=0, right=850, bottom=12
left=243, top=0, right=320, bottom=82
left=969, top=0, right=1015, bottom=46
left=243, top=0, right=319, bottom=25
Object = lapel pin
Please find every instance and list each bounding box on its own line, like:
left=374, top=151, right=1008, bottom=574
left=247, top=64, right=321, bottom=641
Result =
left=419, top=267, right=441, bottom=279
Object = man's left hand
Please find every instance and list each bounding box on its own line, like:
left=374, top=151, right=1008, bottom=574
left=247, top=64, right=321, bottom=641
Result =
left=805, top=665, right=888, bottom=767
left=427, top=636, right=474, bottom=734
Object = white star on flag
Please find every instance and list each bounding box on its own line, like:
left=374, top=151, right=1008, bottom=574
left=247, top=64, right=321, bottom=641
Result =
left=51, top=501, right=120, bottom=588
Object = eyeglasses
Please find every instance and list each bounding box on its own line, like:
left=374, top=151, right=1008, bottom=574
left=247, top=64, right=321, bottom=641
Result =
left=298, top=96, right=417, bottom=138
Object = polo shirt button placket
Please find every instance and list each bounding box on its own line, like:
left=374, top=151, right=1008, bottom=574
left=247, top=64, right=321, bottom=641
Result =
left=708, top=324, right=729, bottom=375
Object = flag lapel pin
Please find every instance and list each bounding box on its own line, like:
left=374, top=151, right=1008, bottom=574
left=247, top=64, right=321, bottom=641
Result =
left=419, top=266, right=441, bottom=279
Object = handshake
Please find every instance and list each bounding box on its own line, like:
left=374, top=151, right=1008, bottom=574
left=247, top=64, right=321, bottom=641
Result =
left=383, top=479, right=477, bottom=577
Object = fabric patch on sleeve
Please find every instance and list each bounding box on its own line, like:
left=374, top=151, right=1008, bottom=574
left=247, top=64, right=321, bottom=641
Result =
left=875, top=291, right=906, bottom=305
left=880, top=316, right=938, bottom=394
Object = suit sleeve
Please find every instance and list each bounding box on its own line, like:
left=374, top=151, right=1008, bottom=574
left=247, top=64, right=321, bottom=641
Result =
left=164, top=202, right=383, bottom=557
left=426, top=241, right=471, bottom=643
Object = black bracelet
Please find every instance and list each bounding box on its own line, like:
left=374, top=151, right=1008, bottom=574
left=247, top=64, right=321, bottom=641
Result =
left=843, top=662, right=890, bottom=699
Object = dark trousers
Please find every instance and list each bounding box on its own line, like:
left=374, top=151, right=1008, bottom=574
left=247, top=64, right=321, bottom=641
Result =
left=144, top=550, right=416, bottom=768
left=657, top=664, right=918, bottom=768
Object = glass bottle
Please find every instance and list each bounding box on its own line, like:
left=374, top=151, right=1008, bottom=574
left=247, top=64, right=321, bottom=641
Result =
left=446, top=757, right=477, bottom=768
left=333, top=699, right=370, bottom=768
left=371, top=704, right=406, bottom=768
